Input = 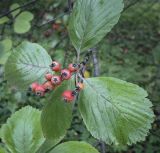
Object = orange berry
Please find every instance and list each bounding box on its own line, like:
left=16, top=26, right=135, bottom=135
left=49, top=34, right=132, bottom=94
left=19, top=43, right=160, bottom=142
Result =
left=43, top=81, right=54, bottom=91
left=35, top=85, right=45, bottom=97
left=50, top=61, right=61, bottom=72
left=61, top=69, right=72, bottom=80
left=62, top=90, right=75, bottom=102
left=68, top=63, right=79, bottom=72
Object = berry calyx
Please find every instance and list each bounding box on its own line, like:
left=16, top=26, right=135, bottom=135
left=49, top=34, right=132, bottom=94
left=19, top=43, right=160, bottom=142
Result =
left=30, top=82, right=39, bottom=92
left=68, top=63, right=79, bottom=72
left=45, top=73, right=53, bottom=81
left=35, top=85, right=45, bottom=97
left=62, top=90, right=75, bottom=102
left=51, top=75, right=62, bottom=85
left=61, top=69, right=72, bottom=80
left=76, top=83, right=84, bottom=91
left=50, top=61, right=61, bottom=72
left=43, top=81, right=54, bottom=91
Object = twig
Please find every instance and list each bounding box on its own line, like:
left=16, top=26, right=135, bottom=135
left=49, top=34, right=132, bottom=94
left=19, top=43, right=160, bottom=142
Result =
left=0, top=0, right=37, bottom=19
left=63, top=38, right=70, bottom=67
left=100, top=141, right=106, bottom=153
left=0, top=24, right=6, bottom=40
left=123, top=0, right=140, bottom=12
left=36, top=12, right=69, bottom=27
left=91, top=48, right=106, bottom=152
left=150, top=131, right=160, bottom=138
left=35, top=0, right=72, bottom=28
left=135, top=0, right=158, bottom=23
left=68, top=0, right=73, bottom=13
left=92, top=48, right=100, bottom=77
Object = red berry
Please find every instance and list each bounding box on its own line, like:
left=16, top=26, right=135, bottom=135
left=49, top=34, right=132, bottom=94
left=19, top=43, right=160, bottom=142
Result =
left=76, top=83, right=84, bottom=91
left=30, top=82, right=39, bottom=92
left=50, top=61, right=61, bottom=72
left=51, top=75, right=62, bottom=85
left=43, top=81, right=54, bottom=91
left=68, top=63, right=79, bottom=72
left=52, top=23, right=60, bottom=30
left=44, top=30, right=52, bottom=37
left=35, top=85, right=45, bottom=97
left=62, top=90, right=75, bottom=102
left=45, top=73, right=53, bottom=81
left=61, top=69, right=72, bottom=80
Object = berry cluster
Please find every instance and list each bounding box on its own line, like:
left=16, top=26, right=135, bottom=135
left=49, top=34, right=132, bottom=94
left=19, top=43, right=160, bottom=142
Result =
left=29, top=61, right=84, bottom=103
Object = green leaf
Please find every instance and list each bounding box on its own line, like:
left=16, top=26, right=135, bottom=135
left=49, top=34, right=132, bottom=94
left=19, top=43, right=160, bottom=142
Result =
left=79, top=77, right=154, bottom=145
left=0, top=38, right=12, bottom=64
left=153, top=44, right=160, bottom=64
left=0, top=106, right=45, bottom=153
left=68, top=0, right=124, bottom=52
left=49, top=141, right=99, bottom=153
left=0, top=39, right=12, bottom=52
left=0, top=17, right=9, bottom=25
left=41, top=80, right=73, bottom=141
left=14, top=19, right=31, bottom=34
left=14, top=11, right=34, bottom=34
left=5, top=41, right=52, bottom=89
left=36, top=139, right=60, bottom=153
left=10, top=3, right=20, bottom=17
left=0, top=146, right=7, bottom=153
left=17, top=11, right=34, bottom=21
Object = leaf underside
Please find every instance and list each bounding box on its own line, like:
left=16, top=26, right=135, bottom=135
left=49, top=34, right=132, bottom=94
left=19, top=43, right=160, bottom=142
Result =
left=0, top=106, right=45, bottom=153
left=5, top=41, right=52, bottom=89
left=79, top=77, right=154, bottom=145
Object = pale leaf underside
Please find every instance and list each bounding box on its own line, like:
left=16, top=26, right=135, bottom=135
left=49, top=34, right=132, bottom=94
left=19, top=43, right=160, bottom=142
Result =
left=79, top=77, right=154, bottom=145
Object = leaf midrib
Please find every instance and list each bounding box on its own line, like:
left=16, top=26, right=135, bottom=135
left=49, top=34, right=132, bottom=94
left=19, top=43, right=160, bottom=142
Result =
left=77, top=1, right=92, bottom=52
left=84, top=79, right=121, bottom=113
left=11, top=62, right=49, bottom=69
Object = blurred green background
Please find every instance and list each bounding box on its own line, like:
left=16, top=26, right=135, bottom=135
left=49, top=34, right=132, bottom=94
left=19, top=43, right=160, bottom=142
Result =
left=0, top=0, right=160, bottom=153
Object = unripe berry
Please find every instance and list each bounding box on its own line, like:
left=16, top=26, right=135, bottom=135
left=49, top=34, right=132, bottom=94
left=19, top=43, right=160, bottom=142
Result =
left=76, top=83, right=84, bottom=91
left=68, top=63, right=79, bottom=72
left=62, top=90, right=75, bottom=102
left=35, top=85, right=45, bottom=97
left=45, top=73, right=53, bottom=81
left=51, top=75, right=62, bottom=85
left=43, top=81, right=54, bottom=91
left=30, top=82, right=39, bottom=92
left=61, top=69, right=72, bottom=80
left=50, top=61, right=61, bottom=72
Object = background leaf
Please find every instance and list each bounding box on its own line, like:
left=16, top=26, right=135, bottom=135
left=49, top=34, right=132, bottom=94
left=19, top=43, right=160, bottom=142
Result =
left=0, top=38, right=12, bottom=64
left=0, top=106, right=45, bottom=153
left=0, top=146, right=7, bottom=153
left=17, top=11, right=34, bottom=21
left=68, top=0, right=124, bottom=52
left=36, top=139, right=61, bottom=153
left=49, top=141, right=99, bottom=153
left=14, top=20, right=31, bottom=34
left=5, top=41, right=52, bottom=89
left=10, top=3, right=20, bottom=17
left=153, top=44, right=160, bottom=64
left=79, top=77, right=154, bottom=145
left=0, top=17, right=9, bottom=25
left=41, top=80, right=73, bottom=142
left=14, top=11, right=34, bottom=34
